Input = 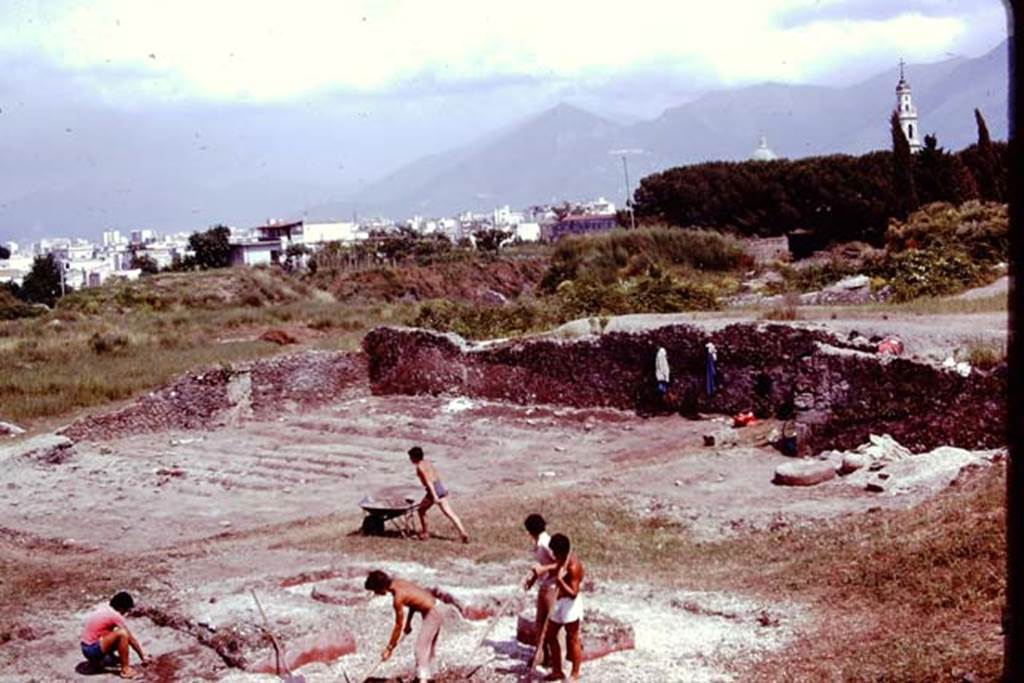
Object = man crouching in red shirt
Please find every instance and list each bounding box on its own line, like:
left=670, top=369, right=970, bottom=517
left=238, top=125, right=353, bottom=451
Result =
left=79, top=591, right=148, bottom=679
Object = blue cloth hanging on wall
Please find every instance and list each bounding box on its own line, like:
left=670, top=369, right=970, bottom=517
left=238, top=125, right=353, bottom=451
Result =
left=705, top=343, right=717, bottom=396
left=705, top=354, right=716, bottom=395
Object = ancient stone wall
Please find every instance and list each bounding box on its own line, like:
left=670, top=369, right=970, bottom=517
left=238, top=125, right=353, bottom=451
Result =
left=363, top=324, right=1006, bottom=454
left=60, top=351, right=367, bottom=441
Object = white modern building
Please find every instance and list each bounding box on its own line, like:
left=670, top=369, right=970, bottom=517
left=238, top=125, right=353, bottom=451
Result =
left=136, top=243, right=181, bottom=270
left=515, top=222, right=541, bottom=242
left=102, top=230, right=126, bottom=247
left=301, top=221, right=364, bottom=245
left=130, top=228, right=158, bottom=244
left=229, top=241, right=277, bottom=267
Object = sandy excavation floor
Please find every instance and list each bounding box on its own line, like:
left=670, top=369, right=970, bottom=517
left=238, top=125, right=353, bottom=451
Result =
left=0, top=389, right=1002, bottom=681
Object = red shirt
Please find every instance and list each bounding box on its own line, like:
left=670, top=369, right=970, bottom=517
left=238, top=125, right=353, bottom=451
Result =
left=80, top=605, right=126, bottom=645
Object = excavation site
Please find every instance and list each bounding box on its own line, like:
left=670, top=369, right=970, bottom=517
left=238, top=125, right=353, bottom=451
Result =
left=0, top=313, right=1007, bottom=682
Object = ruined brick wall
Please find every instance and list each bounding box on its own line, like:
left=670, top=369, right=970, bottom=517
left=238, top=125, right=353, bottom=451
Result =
left=795, top=352, right=1006, bottom=453
left=61, top=351, right=367, bottom=441
left=364, top=324, right=1006, bottom=454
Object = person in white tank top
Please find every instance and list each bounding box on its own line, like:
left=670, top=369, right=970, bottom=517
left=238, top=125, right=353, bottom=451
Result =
left=523, top=513, right=558, bottom=668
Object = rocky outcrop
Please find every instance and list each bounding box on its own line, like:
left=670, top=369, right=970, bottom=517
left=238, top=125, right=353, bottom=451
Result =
left=364, top=324, right=1006, bottom=455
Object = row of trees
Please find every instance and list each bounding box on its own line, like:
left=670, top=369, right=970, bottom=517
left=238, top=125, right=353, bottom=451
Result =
left=632, top=110, right=1008, bottom=248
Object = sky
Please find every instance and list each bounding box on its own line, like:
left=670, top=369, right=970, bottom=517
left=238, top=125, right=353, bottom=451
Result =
left=0, top=0, right=1005, bottom=104
left=0, top=0, right=1010, bottom=240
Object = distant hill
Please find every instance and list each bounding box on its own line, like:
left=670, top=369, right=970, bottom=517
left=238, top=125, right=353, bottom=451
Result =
left=335, top=40, right=1008, bottom=218
left=0, top=40, right=1008, bottom=241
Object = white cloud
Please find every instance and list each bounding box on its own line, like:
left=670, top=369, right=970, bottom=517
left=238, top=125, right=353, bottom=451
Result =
left=0, top=0, right=1004, bottom=102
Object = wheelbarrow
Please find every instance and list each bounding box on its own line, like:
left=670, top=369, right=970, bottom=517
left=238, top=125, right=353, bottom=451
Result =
left=359, top=492, right=419, bottom=537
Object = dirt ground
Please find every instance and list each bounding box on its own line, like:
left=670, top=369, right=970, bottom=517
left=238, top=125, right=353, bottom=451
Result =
left=0, top=297, right=1009, bottom=682
left=553, top=311, right=1007, bottom=363
left=0, top=379, right=999, bottom=682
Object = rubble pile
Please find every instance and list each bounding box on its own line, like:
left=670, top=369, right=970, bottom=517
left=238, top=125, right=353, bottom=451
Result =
left=364, top=324, right=1006, bottom=454
left=248, top=351, right=367, bottom=415
left=60, top=351, right=367, bottom=442
left=60, top=370, right=233, bottom=442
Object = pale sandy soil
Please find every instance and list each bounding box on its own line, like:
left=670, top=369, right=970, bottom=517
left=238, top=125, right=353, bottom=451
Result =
left=0, top=387, right=995, bottom=682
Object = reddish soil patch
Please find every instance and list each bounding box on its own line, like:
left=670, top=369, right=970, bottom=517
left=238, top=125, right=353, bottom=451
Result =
left=250, top=626, right=357, bottom=674
left=259, top=328, right=300, bottom=345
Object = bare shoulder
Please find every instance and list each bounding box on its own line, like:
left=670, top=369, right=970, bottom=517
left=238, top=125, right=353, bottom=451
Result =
left=392, top=579, right=435, bottom=610
left=570, top=553, right=584, bottom=578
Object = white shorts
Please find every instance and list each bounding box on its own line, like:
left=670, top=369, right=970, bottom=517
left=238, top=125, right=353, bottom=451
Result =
left=549, top=595, right=583, bottom=625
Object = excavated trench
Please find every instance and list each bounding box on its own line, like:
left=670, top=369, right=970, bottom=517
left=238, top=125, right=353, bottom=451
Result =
left=363, top=323, right=1006, bottom=455
left=61, top=322, right=1005, bottom=457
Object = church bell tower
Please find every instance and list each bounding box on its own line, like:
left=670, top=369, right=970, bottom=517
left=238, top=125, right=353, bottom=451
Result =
left=895, top=60, right=922, bottom=153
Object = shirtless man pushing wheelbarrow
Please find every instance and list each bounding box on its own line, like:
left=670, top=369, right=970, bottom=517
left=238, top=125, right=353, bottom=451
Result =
left=408, top=446, right=469, bottom=543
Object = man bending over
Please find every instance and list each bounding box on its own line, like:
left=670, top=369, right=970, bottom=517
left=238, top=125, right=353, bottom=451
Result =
left=365, top=570, right=457, bottom=682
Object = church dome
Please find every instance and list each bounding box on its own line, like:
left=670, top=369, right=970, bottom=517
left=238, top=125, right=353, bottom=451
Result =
left=751, top=134, right=777, bottom=161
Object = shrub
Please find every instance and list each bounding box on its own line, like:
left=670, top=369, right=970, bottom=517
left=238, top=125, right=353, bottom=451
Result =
left=886, top=201, right=1007, bottom=265
left=410, top=299, right=561, bottom=340
left=780, top=258, right=861, bottom=293
left=89, top=331, right=131, bottom=355
left=962, top=339, right=1006, bottom=370
left=540, top=226, right=749, bottom=292
left=0, top=289, right=44, bottom=320
left=624, top=271, right=719, bottom=313
left=871, top=248, right=985, bottom=302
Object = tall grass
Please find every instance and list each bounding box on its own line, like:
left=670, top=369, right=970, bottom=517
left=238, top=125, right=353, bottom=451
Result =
left=0, top=297, right=405, bottom=425
left=736, top=466, right=1004, bottom=681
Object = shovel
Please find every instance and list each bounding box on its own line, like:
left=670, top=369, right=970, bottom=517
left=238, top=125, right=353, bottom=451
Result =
left=463, top=588, right=526, bottom=679
left=250, top=590, right=307, bottom=683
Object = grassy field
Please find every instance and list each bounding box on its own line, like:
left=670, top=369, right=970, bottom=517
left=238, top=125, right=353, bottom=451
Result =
left=0, top=271, right=410, bottom=426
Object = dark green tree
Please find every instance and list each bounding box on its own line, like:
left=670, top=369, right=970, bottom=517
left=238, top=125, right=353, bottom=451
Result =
left=0, top=245, right=10, bottom=260
left=129, top=252, right=159, bottom=274
left=283, top=243, right=309, bottom=272
left=914, top=134, right=978, bottom=205
left=188, top=225, right=232, bottom=269
left=20, top=254, right=64, bottom=306
left=474, top=228, right=511, bottom=253
left=890, top=110, right=918, bottom=216
left=973, top=108, right=1003, bottom=201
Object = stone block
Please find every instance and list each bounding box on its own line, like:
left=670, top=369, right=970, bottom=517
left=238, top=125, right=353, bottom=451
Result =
left=773, top=460, right=837, bottom=487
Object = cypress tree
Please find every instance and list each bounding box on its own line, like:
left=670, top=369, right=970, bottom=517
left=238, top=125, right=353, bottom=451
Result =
left=890, top=110, right=918, bottom=215
left=973, top=108, right=1003, bottom=201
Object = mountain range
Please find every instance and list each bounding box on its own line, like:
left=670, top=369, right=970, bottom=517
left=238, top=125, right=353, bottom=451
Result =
left=0, top=40, right=1009, bottom=242
left=317, top=40, right=1008, bottom=220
